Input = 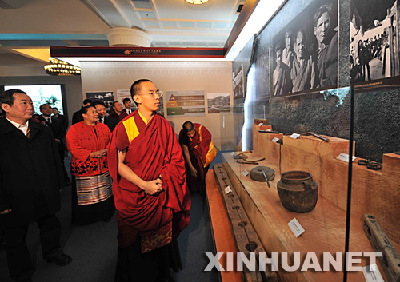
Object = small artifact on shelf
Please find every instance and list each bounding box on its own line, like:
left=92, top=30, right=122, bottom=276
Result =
left=357, top=159, right=383, bottom=170
left=302, top=132, right=330, bottom=142
left=234, top=153, right=265, bottom=165
left=250, top=166, right=275, bottom=188
left=277, top=171, right=318, bottom=213
left=363, top=214, right=400, bottom=282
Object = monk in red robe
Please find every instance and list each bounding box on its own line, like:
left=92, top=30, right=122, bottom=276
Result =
left=179, top=121, right=217, bottom=192
left=108, top=79, right=190, bottom=282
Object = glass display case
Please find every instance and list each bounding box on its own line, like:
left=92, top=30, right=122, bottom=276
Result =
left=212, top=0, right=400, bottom=280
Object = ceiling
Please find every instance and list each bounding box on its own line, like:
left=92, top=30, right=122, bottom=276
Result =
left=0, top=0, right=245, bottom=67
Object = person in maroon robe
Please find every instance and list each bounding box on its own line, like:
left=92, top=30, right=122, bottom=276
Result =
left=178, top=121, right=217, bottom=192
left=108, top=79, right=190, bottom=282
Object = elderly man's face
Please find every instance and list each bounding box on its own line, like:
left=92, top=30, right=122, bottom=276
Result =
left=1, top=93, right=34, bottom=122
left=314, top=12, right=331, bottom=44
left=113, top=102, right=123, bottom=113
left=294, top=32, right=306, bottom=59
left=95, top=104, right=107, bottom=117
left=40, top=104, right=52, bottom=116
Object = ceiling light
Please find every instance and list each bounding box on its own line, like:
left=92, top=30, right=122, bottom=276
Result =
left=185, top=0, right=209, bottom=5
left=44, top=58, right=81, bottom=76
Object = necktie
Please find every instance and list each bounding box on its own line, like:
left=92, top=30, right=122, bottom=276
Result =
left=26, top=127, right=31, bottom=138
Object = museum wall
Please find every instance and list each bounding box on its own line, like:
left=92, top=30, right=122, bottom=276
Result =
left=0, top=74, right=83, bottom=125
left=232, top=0, right=400, bottom=161
left=80, top=61, right=234, bottom=151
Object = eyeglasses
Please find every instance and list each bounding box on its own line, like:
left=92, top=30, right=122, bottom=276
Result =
left=139, top=90, right=163, bottom=98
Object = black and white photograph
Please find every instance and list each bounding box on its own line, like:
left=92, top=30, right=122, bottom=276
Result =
left=350, top=0, right=400, bottom=83
left=233, top=65, right=244, bottom=99
left=207, top=93, right=231, bottom=113
left=86, top=91, right=115, bottom=113
left=272, top=0, right=338, bottom=97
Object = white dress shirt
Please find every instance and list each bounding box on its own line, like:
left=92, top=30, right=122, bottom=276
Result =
left=6, top=118, right=30, bottom=136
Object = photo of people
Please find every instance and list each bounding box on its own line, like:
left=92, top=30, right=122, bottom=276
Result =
left=350, top=0, right=400, bottom=83
left=272, top=0, right=338, bottom=97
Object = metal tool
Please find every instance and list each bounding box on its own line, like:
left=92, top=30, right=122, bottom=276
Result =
left=262, top=170, right=271, bottom=188
left=303, top=132, right=330, bottom=142
left=358, top=159, right=382, bottom=170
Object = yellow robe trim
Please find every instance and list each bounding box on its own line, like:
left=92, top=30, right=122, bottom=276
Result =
left=122, top=111, right=148, bottom=143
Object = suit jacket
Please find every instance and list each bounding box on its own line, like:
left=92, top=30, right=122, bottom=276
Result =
left=122, top=108, right=132, bottom=115
left=39, top=115, right=64, bottom=139
left=54, top=114, right=68, bottom=133
left=0, top=118, right=64, bottom=227
left=101, top=116, right=118, bottom=132
left=110, top=111, right=128, bottom=121
left=72, top=109, right=83, bottom=125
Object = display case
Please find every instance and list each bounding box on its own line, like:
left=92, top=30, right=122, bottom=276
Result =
left=210, top=83, right=400, bottom=282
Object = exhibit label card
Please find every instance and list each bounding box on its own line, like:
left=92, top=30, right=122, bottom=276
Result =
left=288, top=218, right=305, bottom=237
left=337, top=153, right=356, bottom=162
left=362, top=264, right=384, bottom=282
left=225, top=186, right=232, bottom=194
left=242, top=170, right=249, bottom=177
left=290, top=133, right=301, bottom=139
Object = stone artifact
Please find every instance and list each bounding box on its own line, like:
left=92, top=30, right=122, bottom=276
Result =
left=277, top=171, right=318, bottom=213
left=250, top=166, right=275, bottom=184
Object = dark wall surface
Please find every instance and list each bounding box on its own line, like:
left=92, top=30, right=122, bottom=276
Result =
left=233, top=0, right=400, bottom=162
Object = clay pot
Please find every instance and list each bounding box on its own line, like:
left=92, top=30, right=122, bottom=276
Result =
left=277, top=171, right=318, bottom=213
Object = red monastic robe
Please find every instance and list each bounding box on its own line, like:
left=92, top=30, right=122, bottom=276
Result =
left=108, top=110, right=190, bottom=251
left=178, top=123, right=212, bottom=191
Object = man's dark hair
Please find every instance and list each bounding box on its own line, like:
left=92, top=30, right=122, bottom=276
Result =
left=0, top=89, right=26, bottom=106
left=113, top=101, right=119, bottom=107
left=130, top=79, right=151, bottom=106
left=39, top=104, right=50, bottom=111
left=81, top=105, right=94, bottom=115
left=92, top=100, right=106, bottom=107
left=122, top=98, right=131, bottom=104
left=182, top=121, right=195, bottom=134
left=314, top=4, right=332, bottom=27
left=52, top=107, right=58, bottom=110
left=83, top=98, right=92, bottom=106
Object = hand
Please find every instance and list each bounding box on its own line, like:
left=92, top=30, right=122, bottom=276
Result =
left=141, top=178, right=163, bottom=195
left=190, top=166, right=198, bottom=177
left=0, top=209, right=12, bottom=215
left=91, top=149, right=107, bottom=158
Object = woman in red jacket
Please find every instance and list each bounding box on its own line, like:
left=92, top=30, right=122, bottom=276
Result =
left=66, top=105, right=114, bottom=225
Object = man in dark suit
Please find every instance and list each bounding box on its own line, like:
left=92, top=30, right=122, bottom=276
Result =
left=122, top=97, right=132, bottom=115
left=71, top=98, right=92, bottom=125
left=109, top=101, right=128, bottom=121
left=93, top=100, right=118, bottom=132
left=52, top=107, right=68, bottom=133
left=39, top=104, right=70, bottom=185
left=0, top=89, right=71, bottom=282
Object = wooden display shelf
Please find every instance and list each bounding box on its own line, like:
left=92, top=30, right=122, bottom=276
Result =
left=222, top=152, right=389, bottom=281
left=252, top=125, right=400, bottom=245
left=206, top=170, right=242, bottom=282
